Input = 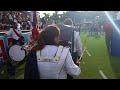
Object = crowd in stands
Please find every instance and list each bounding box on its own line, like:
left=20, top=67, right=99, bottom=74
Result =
left=0, top=11, right=31, bottom=31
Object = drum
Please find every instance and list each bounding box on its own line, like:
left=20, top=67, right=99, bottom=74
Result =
left=9, top=43, right=37, bottom=61
left=9, top=44, right=27, bottom=61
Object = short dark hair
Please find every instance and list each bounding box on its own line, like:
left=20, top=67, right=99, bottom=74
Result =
left=64, top=18, right=73, bottom=25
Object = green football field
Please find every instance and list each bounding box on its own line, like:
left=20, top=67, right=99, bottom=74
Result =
left=1, top=32, right=120, bottom=79
left=76, top=32, right=120, bottom=79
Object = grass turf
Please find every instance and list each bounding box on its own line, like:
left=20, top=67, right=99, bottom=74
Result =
left=76, top=32, right=120, bottom=79
left=1, top=32, right=120, bottom=79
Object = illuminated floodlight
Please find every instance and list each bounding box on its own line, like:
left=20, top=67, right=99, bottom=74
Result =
left=104, top=11, right=120, bottom=35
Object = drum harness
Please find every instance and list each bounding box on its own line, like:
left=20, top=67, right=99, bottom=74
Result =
left=36, top=45, right=69, bottom=79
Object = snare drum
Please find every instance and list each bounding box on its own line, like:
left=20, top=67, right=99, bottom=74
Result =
left=9, top=44, right=27, bottom=61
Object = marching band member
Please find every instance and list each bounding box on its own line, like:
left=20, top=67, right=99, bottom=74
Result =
left=4, top=22, right=24, bottom=45
left=24, top=25, right=80, bottom=79
left=4, top=21, right=24, bottom=76
left=58, top=18, right=82, bottom=79
left=63, top=18, right=83, bottom=65
left=41, top=17, right=46, bottom=29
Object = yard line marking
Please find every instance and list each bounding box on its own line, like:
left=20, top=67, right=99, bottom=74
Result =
left=83, top=47, right=87, bottom=52
left=99, top=70, right=108, bottom=79
left=79, top=46, right=87, bottom=59
left=85, top=49, right=91, bottom=56
left=78, top=46, right=86, bottom=61
left=83, top=62, right=85, bottom=64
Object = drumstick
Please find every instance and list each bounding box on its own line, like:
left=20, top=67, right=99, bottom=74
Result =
left=22, top=42, right=27, bottom=47
left=28, top=43, right=37, bottom=50
left=77, top=46, right=87, bottom=63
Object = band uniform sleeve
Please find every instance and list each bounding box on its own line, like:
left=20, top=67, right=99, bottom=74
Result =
left=24, top=52, right=39, bottom=79
left=76, top=34, right=82, bottom=57
left=6, top=29, right=12, bottom=36
left=19, top=29, right=22, bottom=35
left=65, top=51, right=81, bottom=76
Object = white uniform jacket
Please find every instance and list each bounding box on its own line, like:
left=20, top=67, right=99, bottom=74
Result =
left=37, top=45, right=80, bottom=79
left=74, top=31, right=82, bottom=57
left=6, top=28, right=22, bottom=40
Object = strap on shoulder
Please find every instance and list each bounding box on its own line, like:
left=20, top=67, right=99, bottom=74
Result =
left=36, top=50, right=41, bottom=61
left=36, top=45, right=64, bottom=62
left=53, top=45, right=64, bottom=62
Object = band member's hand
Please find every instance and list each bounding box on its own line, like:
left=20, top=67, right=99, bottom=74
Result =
left=4, top=34, right=7, bottom=37
left=78, top=55, right=83, bottom=61
left=76, top=59, right=80, bottom=66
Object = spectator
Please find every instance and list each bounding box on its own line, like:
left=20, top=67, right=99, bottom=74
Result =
left=41, top=17, right=46, bottom=29
left=0, top=13, right=2, bottom=23
left=9, top=13, right=13, bottom=21
left=17, top=21, right=22, bottom=29
left=0, top=22, right=4, bottom=30
left=0, top=11, right=31, bottom=31
left=27, top=20, right=30, bottom=30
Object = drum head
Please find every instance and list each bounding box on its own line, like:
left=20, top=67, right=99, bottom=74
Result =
left=9, top=45, right=26, bottom=61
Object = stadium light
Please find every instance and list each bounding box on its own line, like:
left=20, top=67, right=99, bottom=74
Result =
left=104, top=11, right=120, bottom=35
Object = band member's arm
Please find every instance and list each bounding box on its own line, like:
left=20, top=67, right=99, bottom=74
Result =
left=19, top=29, right=22, bottom=35
left=4, top=29, right=12, bottom=36
left=76, top=34, right=82, bottom=58
left=65, top=51, right=81, bottom=76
